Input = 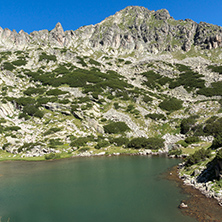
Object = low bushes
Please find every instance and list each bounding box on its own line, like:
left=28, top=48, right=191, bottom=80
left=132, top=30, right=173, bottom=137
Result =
left=2, top=62, right=15, bottom=71
left=207, top=65, right=222, bottom=74
left=113, top=102, right=120, bottom=110
left=145, top=113, right=166, bottom=121
left=43, top=127, right=61, bottom=136
left=211, top=135, right=222, bottom=149
left=142, top=70, right=171, bottom=89
left=168, top=149, right=182, bottom=156
left=48, top=139, right=63, bottom=148
left=103, top=122, right=130, bottom=134
left=24, top=87, right=45, bottom=96
left=70, top=136, right=94, bottom=147
left=216, top=149, right=222, bottom=160
left=127, top=137, right=164, bottom=150
left=176, top=140, right=188, bottom=148
left=180, top=115, right=199, bottom=134
left=185, top=148, right=211, bottom=166
left=46, top=89, right=67, bottom=96
left=109, top=137, right=129, bottom=146
left=197, top=81, right=222, bottom=97
left=95, top=140, right=110, bottom=149
left=39, top=52, right=57, bottom=62
left=12, top=59, right=27, bottom=66
left=184, top=136, right=200, bottom=144
left=76, top=56, right=87, bottom=67
left=143, top=95, right=153, bottom=103
left=5, top=126, right=21, bottom=131
left=203, top=117, right=222, bottom=136
left=159, top=98, right=183, bottom=112
left=88, top=58, right=101, bottom=66
left=169, top=70, right=205, bottom=92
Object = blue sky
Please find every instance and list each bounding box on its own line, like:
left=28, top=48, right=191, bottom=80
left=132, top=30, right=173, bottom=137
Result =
left=0, top=0, right=221, bottom=33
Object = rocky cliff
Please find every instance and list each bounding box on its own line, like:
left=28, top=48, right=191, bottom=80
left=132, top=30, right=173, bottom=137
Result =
left=1, top=6, right=222, bottom=55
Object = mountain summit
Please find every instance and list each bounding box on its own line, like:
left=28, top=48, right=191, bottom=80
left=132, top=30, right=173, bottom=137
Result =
left=0, top=6, right=222, bottom=55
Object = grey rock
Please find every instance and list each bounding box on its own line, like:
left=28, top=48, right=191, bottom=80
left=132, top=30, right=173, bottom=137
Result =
left=0, top=6, right=222, bottom=54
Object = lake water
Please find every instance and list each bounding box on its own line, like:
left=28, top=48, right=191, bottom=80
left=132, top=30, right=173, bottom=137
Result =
left=0, top=156, right=196, bottom=222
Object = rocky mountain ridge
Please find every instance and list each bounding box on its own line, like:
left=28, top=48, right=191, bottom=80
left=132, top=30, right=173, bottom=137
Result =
left=1, top=6, right=222, bottom=55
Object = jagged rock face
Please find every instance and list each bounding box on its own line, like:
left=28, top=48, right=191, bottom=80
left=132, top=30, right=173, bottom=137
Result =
left=0, top=6, right=222, bottom=53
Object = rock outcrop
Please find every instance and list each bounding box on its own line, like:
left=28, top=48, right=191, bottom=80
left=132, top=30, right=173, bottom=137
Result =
left=0, top=6, right=222, bottom=54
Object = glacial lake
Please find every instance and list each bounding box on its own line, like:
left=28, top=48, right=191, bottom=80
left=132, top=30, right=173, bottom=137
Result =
left=0, top=156, right=196, bottom=222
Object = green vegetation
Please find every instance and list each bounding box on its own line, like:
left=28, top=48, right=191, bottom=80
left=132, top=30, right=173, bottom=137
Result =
left=109, top=137, right=129, bottom=146
left=45, top=153, right=61, bottom=160
left=76, top=56, right=87, bottom=67
left=180, top=115, right=199, bottom=134
left=185, top=148, right=211, bottom=167
left=168, top=149, right=182, bottom=156
left=145, top=113, right=166, bottom=121
left=24, top=67, right=132, bottom=102
left=197, top=81, right=222, bottom=97
left=5, top=126, right=21, bottom=131
left=39, top=52, right=57, bottom=62
left=104, top=122, right=130, bottom=134
left=95, top=140, right=110, bottom=149
left=125, top=60, right=132, bottom=65
left=208, top=65, right=222, bottom=74
left=127, top=137, right=164, bottom=150
left=88, top=58, right=101, bottom=66
left=70, top=136, right=94, bottom=147
left=43, top=127, right=61, bottom=136
left=176, top=140, right=188, bottom=148
left=185, top=136, right=200, bottom=144
left=17, top=142, right=42, bottom=153
left=2, top=62, right=15, bottom=71
left=142, top=70, right=171, bottom=89
left=143, top=95, right=153, bottom=103
left=48, top=139, right=64, bottom=148
left=16, top=97, right=44, bottom=119
left=216, top=149, right=222, bottom=160
left=46, top=89, right=67, bottom=96
left=24, top=87, right=46, bottom=96
left=12, top=59, right=27, bottom=66
left=113, top=102, right=120, bottom=110
left=159, top=98, right=183, bottom=112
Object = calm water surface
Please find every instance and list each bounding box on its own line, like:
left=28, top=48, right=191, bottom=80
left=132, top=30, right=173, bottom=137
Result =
left=0, top=156, right=196, bottom=222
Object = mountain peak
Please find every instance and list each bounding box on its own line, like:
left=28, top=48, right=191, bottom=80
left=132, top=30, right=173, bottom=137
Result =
left=54, top=22, right=64, bottom=32
left=154, top=9, right=171, bottom=20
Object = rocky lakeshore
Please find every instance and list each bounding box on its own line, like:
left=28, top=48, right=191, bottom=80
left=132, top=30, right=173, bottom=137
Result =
left=167, top=166, right=222, bottom=222
left=178, top=165, right=222, bottom=207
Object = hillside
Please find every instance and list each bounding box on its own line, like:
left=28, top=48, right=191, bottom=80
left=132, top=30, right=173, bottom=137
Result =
left=1, top=5, right=222, bottom=203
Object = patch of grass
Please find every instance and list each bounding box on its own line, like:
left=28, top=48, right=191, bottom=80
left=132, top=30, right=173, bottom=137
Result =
left=45, top=153, right=61, bottom=160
